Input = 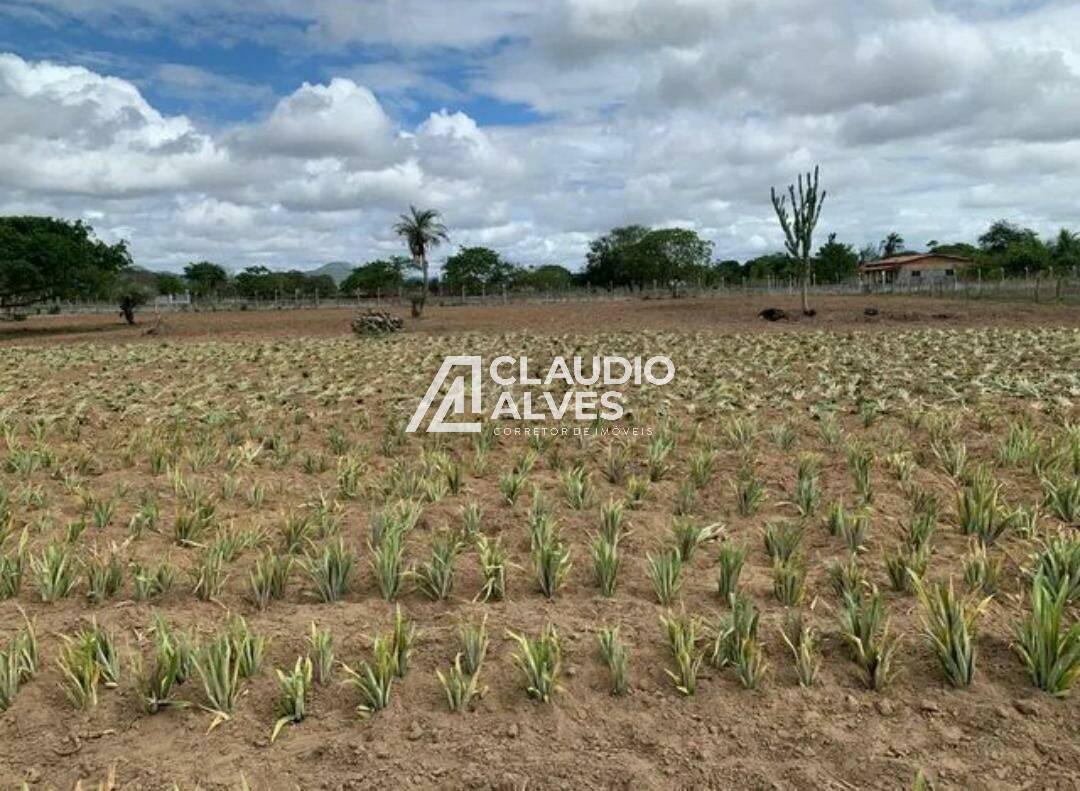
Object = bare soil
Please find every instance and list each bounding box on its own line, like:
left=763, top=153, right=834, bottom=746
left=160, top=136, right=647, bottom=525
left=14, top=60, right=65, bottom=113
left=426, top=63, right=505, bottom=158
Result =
left=1, top=294, right=1078, bottom=346
left=0, top=297, right=1076, bottom=791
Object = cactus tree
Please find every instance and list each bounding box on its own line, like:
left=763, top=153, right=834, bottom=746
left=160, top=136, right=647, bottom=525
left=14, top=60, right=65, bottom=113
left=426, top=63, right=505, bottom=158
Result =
left=771, top=166, right=826, bottom=315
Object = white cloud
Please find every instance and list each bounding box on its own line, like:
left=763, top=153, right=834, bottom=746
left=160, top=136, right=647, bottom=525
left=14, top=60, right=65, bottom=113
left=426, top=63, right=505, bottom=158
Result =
left=2, top=0, right=1080, bottom=271
left=249, top=78, right=397, bottom=161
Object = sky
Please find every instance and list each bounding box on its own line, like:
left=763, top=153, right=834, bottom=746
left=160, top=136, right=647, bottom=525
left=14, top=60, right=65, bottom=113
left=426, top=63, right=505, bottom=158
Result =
left=1, top=0, right=1079, bottom=273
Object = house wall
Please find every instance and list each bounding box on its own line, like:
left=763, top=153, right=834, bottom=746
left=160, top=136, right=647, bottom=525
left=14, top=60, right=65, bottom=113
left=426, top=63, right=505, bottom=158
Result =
left=895, top=257, right=961, bottom=284
left=859, top=256, right=966, bottom=286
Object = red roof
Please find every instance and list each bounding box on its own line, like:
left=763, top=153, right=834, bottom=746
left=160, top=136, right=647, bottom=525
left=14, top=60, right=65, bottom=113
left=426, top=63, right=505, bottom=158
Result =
left=859, top=253, right=971, bottom=272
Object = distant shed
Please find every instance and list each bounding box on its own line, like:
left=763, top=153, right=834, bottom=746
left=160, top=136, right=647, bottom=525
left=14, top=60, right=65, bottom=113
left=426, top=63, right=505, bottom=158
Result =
left=858, top=253, right=970, bottom=286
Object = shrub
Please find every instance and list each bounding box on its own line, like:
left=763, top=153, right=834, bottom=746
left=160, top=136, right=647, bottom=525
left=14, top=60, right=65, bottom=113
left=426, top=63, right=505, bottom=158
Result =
left=733, top=467, right=766, bottom=516
left=963, top=541, right=1002, bottom=595
left=561, top=465, right=592, bottom=509
left=716, top=542, right=746, bottom=600
left=772, top=555, right=806, bottom=606
left=956, top=468, right=1013, bottom=544
left=591, top=532, right=620, bottom=597
left=460, top=501, right=482, bottom=539
left=305, top=538, right=355, bottom=602
left=56, top=633, right=101, bottom=710
left=625, top=474, right=650, bottom=509
left=271, top=656, right=313, bottom=742
left=436, top=655, right=483, bottom=712
left=709, top=593, right=759, bottom=669
left=307, top=622, right=334, bottom=685
left=732, top=632, right=767, bottom=690
left=647, top=548, right=683, bottom=605
left=885, top=544, right=929, bottom=594
left=1031, top=532, right=1080, bottom=604
left=1041, top=473, right=1080, bottom=523
left=602, top=444, right=631, bottom=484
left=192, top=547, right=228, bottom=601
left=32, top=542, right=79, bottom=602
left=661, top=613, right=702, bottom=696
left=476, top=534, right=508, bottom=602
left=85, top=546, right=124, bottom=604
left=781, top=611, right=819, bottom=687
left=671, top=518, right=719, bottom=562
left=597, top=627, right=629, bottom=695
left=1014, top=575, right=1080, bottom=696
left=839, top=511, right=870, bottom=553
left=645, top=433, right=675, bottom=481
left=828, top=554, right=865, bottom=600
left=792, top=453, right=822, bottom=517
left=228, top=615, right=268, bottom=679
left=847, top=443, right=874, bottom=503
left=825, top=501, right=847, bottom=537
left=598, top=498, right=625, bottom=543
left=390, top=605, right=417, bottom=678
left=533, top=535, right=572, bottom=599
left=195, top=634, right=242, bottom=730
left=250, top=551, right=293, bottom=608
left=508, top=625, right=562, bottom=702
left=763, top=521, right=802, bottom=563
left=499, top=470, right=527, bottom=505
left=134, top=631, right=189, bottom=714
left=838, top=588, right=900, bottom=690
left=914, top=578, right=990, bottom=687
left=458, top=616, right=488, bottom=676
left=132, top=560, right=175, bottom=601
left=413, top=533, right=461, bottom=601
left=342, top=635, right=396, bottom=716
left=371, top=527, right=407, bottom=601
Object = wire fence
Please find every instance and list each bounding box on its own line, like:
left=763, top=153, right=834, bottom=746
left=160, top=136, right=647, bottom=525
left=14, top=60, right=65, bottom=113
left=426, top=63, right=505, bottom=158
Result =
left=14, top=270, right=1080, bottom=317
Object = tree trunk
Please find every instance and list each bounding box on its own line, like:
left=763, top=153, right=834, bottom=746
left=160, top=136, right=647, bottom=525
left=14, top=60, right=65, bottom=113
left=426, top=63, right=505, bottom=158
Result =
left=413, top=253, right=427, bottom=317
left=120, top=299, right=136, bottom=325
left=800, top=264, right=811, bottom=315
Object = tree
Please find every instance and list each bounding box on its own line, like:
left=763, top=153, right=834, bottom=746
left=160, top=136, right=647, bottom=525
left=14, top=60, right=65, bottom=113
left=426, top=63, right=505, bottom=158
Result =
left=745, top=252, right=794, bottom=280
left=442, top=246, right=513, bottom=293
left=770, top=165, right=826, bottom=315
left=999, top=236, right=1049, bottom=277
left=340, top=257, right=409, bottom=296
left=1050, top=229, right=1080, bottom=273
left=110, top=273, right=151, bottom=325
left=583, top=225, right=650, bottom=288
left=0, top=216, right=132, bottom=309
left=816, top=233, right=859, bottom=282
left=712, top=259, right=743, bottom=284
left=235, top=266, right=277, bottom=300
left=183, top=261, right=228, bottom=300
left=393, top=206, right=448, bottom=317
left=978, top=220, right=1037, bottom=255
left=632, top=228, right=713, bottom=296
left=153, top=272, right=187, bottom=297
left=929, top=241, right=977, bottom=259
left=879, top=232, right=905, bottom=258
left=514, top=264, right=573, bottom=291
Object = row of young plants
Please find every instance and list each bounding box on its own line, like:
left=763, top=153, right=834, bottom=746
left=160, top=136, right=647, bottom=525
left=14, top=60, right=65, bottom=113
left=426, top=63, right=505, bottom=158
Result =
left=2, top=549, right=1075, bottom=748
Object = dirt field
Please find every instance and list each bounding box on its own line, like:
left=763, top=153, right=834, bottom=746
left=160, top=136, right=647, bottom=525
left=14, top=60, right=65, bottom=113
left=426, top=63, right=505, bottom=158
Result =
left=2, top=293, right=1079, bottom=346
left=0, top=297, right=1077, bottom=790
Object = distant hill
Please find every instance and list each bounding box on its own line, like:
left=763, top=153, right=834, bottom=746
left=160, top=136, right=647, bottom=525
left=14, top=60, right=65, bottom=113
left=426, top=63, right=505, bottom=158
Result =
left=310, top=261, right=354, bottom=284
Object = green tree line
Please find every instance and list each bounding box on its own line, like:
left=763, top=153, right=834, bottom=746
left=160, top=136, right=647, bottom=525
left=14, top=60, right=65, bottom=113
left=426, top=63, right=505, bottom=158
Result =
left=2, top=215, right=1078, bottom=324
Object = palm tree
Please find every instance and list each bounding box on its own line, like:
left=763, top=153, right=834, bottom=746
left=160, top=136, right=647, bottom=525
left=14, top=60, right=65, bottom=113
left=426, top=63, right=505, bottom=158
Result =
left=393, top=206, right=448, bottom=317
left=879, top=232, right=905, bottom=258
